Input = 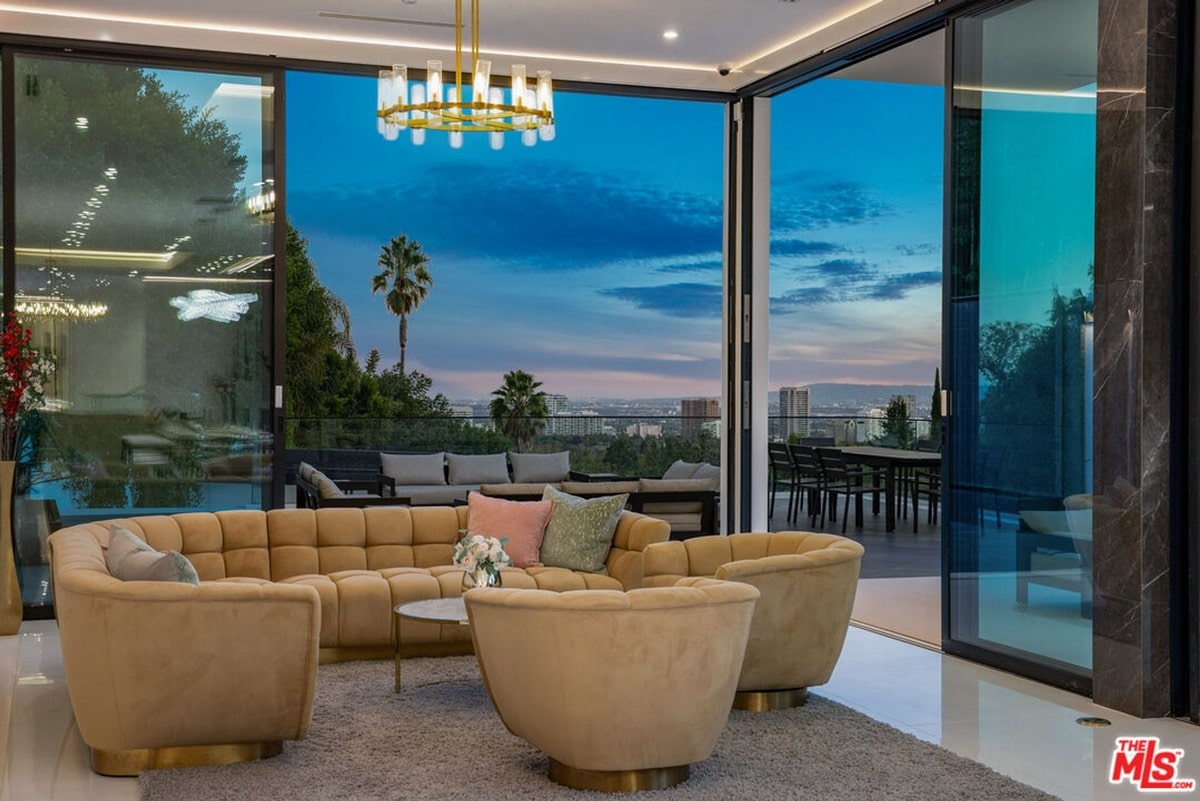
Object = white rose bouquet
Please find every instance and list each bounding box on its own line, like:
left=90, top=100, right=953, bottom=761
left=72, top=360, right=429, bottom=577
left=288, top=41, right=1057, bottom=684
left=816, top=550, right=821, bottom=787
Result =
left=453, top=533, right=511, bottom=588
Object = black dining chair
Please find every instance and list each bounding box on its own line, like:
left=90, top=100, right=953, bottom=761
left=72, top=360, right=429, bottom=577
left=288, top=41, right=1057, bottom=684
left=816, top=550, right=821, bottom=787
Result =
left=814, top=447, right=884, bottom=533
left=909, top=439, right=942, bottom=533
left=911, top=464, right=942, bottom=533
left=786, top=444, right=827, bottom=526
left=767, top=442, right=799, bottom=521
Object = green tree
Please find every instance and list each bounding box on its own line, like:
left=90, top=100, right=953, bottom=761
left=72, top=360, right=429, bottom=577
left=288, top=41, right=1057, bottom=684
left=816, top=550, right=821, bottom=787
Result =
left=882, top=397, right=914, bottom=449
left=17, top=61, right=249, bottom=256
left=489, top=370, right=549, bottom=452
left=979, top=322, right=1038, bottom=386
left=377, top=367, right=451, bottom=418
left=285, top=223, right=357, bottom=419
left=371, top=235, right=433, bottom=374
left=365, top=349, right=382, bottom=375
left=978, top=287, right=1093, bottom=498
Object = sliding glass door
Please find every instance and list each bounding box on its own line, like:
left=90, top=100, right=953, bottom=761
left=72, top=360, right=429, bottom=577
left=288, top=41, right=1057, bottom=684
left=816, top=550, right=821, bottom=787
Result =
left=944, top=0, right=1097, bottom=688
left=11, top=54, right=277, bottom=610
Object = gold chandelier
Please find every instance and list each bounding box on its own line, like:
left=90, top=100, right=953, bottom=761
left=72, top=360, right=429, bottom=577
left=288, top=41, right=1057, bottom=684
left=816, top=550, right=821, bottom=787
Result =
left=376, top=0, right=555, bottom=149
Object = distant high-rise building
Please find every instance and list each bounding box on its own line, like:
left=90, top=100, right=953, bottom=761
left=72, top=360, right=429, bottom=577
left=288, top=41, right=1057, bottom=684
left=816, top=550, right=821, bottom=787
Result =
left=626, top=422, right=663, bottom=438
left=544, top=393, right=568, bottom=434
left=779, top=386, right=811, bottom=438
left=554, top=410, right=604, bottom=437
left=681, top=397, right=720, bottom=439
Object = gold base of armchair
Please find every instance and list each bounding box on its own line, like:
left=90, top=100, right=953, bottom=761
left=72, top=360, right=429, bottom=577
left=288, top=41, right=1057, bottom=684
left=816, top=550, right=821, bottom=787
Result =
left=732, top=687, right=808, bottom=712
left=90, top=741, right=283, bottom=776
left=548, top=759, right=690, bottom=792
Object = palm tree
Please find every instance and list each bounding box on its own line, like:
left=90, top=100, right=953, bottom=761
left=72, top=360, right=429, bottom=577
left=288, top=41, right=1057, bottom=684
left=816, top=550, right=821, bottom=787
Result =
left=489, top=370, right=549, bottom=452
left=371, top=235, right=433, bottom=374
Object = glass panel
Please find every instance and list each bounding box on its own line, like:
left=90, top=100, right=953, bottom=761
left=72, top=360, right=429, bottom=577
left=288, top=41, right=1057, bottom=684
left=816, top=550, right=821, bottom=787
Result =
left=285, top=73, right=723, bottom=482
left=946, top=0, right=1097, bottom=675
left=767, top=33, right=945, bottom=562
left=13, top=56, right=275, bottom=607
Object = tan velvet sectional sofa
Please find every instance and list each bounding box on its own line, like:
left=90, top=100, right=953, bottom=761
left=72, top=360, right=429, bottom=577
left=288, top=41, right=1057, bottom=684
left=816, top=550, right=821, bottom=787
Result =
left=51, top=505, right=671, bottom=661
left=49, top=505, right=671, bottom=775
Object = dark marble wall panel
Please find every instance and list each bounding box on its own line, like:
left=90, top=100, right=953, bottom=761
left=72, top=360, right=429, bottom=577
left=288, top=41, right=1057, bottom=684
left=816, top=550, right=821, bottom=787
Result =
left=1092, top=0, right=1179, bottom=717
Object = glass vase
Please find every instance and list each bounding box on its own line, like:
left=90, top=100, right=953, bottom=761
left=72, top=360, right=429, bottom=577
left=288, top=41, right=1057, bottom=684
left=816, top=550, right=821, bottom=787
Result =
left=462, top=566, right=502, bottom=591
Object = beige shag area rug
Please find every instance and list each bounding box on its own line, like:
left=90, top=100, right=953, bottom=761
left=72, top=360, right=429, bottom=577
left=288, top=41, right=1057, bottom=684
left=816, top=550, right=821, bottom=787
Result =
left=140, top=656, right=1060, bottom=800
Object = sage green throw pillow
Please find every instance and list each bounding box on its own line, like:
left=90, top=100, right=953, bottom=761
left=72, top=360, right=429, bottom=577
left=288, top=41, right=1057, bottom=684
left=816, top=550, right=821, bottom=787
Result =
left=538, top=486, right=627, bottom=573
left=106, top=525, right=200, bottom=585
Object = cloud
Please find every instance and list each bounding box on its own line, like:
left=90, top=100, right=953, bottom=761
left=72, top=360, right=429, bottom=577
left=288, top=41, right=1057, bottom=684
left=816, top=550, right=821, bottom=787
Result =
left=771, top=174, right=891, bottom=230
left=772, top=260, right=940, bottom=313
left=866, top=271, right=942, bottom=300
left=895, top=243, right=938, bottom=256
left=652, top=258, right=724, bottom=274
left=290, top=161, right=722, bottom=272
left=770, top=239, right=845, bottom=258
left=599, top=282, right=722, bottom=318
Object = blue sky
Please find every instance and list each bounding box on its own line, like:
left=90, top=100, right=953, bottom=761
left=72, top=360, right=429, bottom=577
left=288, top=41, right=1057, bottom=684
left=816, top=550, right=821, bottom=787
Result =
left=768, top=78, right=944, bottom=390
left=157, top=63, right=1093, bottom=402
left=287, top=72, right=727, bottom=400
left=281, top=70, right=946, bottom=399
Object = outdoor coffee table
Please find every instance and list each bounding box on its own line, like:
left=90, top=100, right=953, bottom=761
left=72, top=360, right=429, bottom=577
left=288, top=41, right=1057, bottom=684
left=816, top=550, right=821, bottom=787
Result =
left=393, top=597, right=469, bottom=692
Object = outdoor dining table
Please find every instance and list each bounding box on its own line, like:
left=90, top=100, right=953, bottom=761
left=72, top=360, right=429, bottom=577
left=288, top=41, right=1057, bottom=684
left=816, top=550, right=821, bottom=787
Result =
left=836, top=446, right=942, bottom=533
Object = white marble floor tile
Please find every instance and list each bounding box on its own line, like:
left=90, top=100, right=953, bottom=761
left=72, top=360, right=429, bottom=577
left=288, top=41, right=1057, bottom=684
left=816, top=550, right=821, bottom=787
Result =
left=3, top=619, right=1199, bottom=800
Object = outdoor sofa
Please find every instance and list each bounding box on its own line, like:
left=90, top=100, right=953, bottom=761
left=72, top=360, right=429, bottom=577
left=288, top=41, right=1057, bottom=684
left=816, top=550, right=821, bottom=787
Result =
left=481, top=459, right=721, bottom=538
left=294, top=451, right=589, bottom=508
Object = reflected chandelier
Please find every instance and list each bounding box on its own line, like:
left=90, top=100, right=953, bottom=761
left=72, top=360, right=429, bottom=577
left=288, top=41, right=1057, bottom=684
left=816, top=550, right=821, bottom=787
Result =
left=376, top=0, right=555, bottom=149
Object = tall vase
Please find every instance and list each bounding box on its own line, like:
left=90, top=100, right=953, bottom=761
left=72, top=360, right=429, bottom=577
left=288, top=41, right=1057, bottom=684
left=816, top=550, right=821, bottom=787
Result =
left=0, top=461, right=21, bottom=635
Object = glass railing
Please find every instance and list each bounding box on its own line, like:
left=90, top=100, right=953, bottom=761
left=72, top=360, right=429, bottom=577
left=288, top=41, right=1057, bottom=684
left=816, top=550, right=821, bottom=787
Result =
left=284, top=414, right=936, bottom=478
left=286, top=415, right=722, bottom=479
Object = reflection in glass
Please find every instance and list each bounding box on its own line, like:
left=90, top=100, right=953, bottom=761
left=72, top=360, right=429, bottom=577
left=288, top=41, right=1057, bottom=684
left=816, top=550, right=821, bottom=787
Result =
left=12, top=56, right=275, bottom=608
left=947, top=0, right=1097, bottom=675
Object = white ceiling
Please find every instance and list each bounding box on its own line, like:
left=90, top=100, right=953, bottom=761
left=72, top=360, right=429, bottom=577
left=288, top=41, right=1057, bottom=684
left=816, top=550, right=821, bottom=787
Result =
left=0, top=0, right=936, bottom=92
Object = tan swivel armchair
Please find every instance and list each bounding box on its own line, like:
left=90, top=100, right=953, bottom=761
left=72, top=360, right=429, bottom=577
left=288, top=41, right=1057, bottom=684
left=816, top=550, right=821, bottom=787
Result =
left=465, top=579, right=759, bottom=792
left=644, top=531, right=863, bottom=710
left=49, top=525, right=321, bottom=775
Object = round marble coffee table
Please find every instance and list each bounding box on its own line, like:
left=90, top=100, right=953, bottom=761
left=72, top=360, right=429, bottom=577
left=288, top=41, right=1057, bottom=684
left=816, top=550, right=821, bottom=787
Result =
left=393, top=597, right=469, bottom=692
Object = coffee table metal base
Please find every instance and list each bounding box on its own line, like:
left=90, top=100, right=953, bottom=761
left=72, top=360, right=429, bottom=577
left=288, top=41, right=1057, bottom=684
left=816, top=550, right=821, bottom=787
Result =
left=393, top=597, right=471, bottom=692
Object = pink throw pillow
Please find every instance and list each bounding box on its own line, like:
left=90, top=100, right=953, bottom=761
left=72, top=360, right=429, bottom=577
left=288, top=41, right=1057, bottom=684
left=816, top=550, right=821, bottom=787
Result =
left=466, top=493, right=553, bottom=568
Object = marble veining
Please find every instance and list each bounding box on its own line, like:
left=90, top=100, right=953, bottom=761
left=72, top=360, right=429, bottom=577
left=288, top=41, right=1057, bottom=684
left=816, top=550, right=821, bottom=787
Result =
left=1091, top=0, right=1179, bottom=718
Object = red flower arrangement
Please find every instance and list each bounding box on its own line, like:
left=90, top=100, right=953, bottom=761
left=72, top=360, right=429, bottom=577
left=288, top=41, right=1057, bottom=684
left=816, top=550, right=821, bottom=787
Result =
left=0, top=314, right=55, bottom=462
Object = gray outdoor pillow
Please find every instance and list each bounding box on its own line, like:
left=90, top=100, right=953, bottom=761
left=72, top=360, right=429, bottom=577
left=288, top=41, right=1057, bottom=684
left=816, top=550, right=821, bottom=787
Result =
left=509, top=451, right=570, bottom=483
left=538, top=486, right=627, bottom=573
left=662, top=459, right=701, bottom=479
left=446, top=453, right=511, bottom=485
left=106, top=525, right=200, bottom=585
left=690, top=462, right=720, bottom=489
left=381, top=452, right=447, bottom=486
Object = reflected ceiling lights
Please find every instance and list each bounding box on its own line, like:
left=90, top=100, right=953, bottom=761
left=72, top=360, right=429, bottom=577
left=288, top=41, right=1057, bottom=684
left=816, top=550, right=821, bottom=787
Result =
left=15, top=295, right=108, bottom=320
left=16, top=246, right=185, bottom=270
left=376, top=0, right=554, bottom=149
left=170, top=289, right=258, bottom=323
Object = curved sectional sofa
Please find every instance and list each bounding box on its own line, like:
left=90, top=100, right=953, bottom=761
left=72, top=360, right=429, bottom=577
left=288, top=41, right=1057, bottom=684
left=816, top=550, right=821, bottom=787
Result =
left=48, top=505, right=672, bottom=774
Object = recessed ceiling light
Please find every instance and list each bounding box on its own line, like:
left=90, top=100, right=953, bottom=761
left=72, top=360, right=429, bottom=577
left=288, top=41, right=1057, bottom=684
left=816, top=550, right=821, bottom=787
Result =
left=662, top=29, right=679, bottom=40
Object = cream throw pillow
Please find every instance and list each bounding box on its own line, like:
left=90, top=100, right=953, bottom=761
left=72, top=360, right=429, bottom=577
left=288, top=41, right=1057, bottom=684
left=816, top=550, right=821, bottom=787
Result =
left=106, top=525, right=200, bottom=584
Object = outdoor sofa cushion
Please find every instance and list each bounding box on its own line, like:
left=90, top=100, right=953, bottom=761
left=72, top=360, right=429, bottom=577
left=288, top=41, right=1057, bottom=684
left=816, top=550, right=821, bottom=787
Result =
left=510, top=451, right=571, bottom=483
left=381, top=452, right=447, bottom=486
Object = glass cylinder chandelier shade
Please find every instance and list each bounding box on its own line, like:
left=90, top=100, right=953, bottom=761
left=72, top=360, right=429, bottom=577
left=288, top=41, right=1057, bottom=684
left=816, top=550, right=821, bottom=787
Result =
left=376, top=0, right=554, bottom=148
